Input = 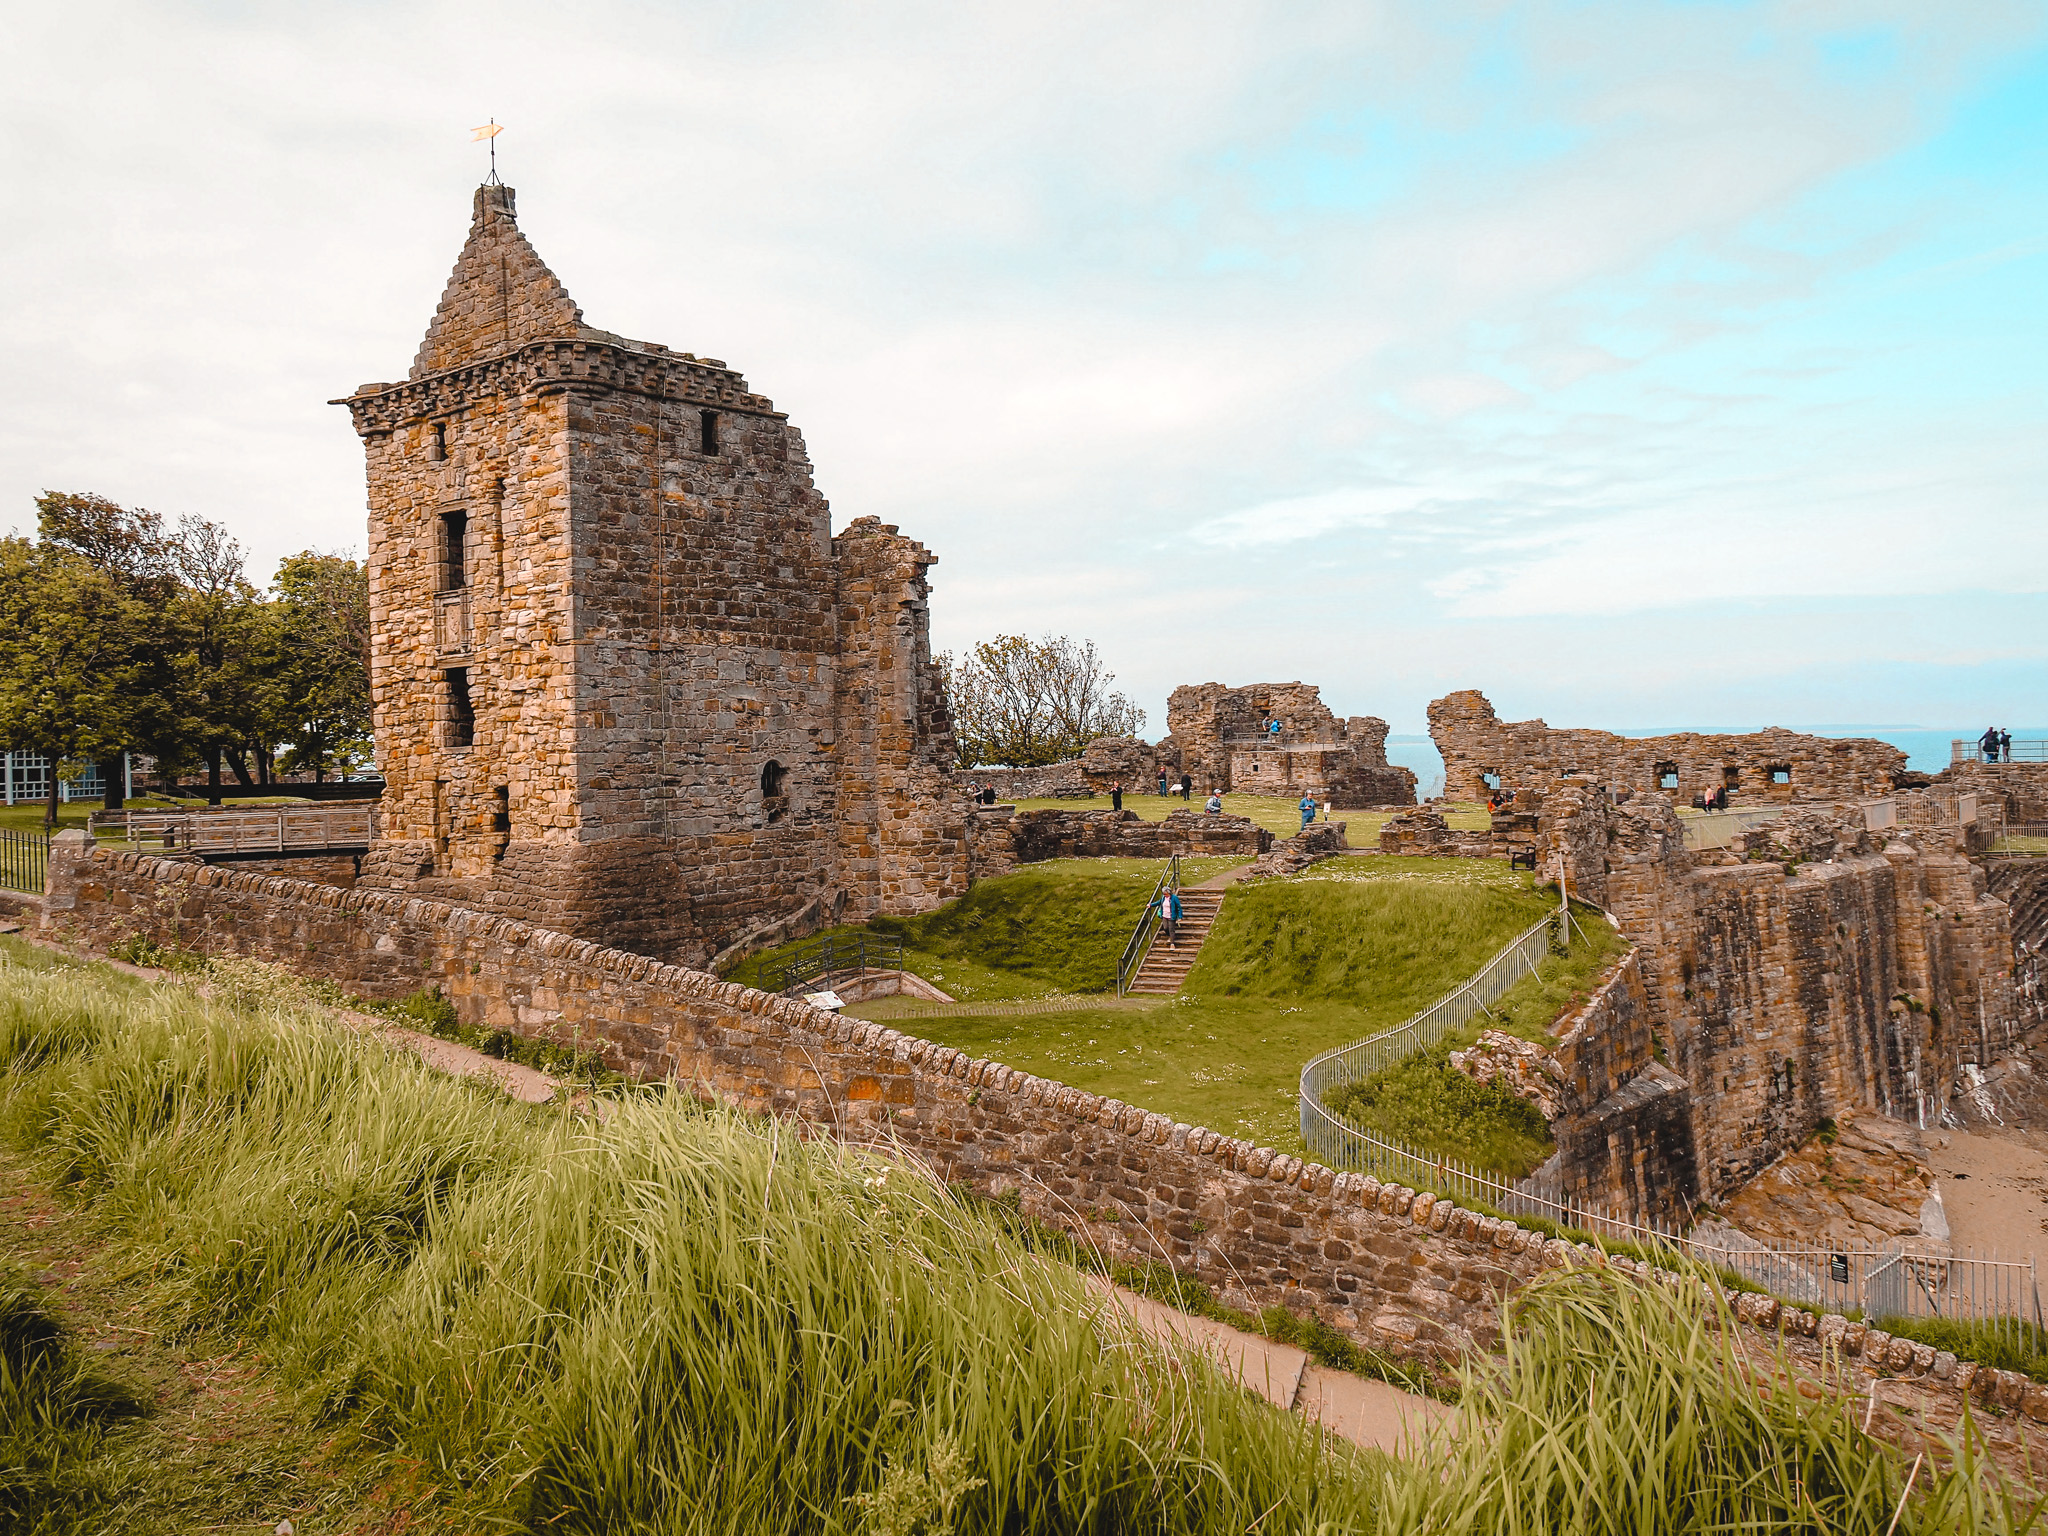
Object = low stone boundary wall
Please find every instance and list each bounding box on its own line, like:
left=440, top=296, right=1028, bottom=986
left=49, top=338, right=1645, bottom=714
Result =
left=971, top=809, right=1269, bottom=880
left=34, top=836, right=2047, bottom=1458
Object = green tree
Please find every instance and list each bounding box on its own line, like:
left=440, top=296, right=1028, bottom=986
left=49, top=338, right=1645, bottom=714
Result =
left=32, top=491, right=183, bottom=807
left=270, top=552, right=372, bottom=781
left=161, top=516, right=273, bottom=805
left=938, top=634, right=1145, bottom=768
left=0, top=540, right=155, bottom=825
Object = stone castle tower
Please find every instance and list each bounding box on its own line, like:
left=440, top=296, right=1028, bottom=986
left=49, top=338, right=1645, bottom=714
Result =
left=334, top=184, right=969, bottom=965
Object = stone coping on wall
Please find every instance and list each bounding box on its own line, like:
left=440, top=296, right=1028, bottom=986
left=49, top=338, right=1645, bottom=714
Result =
left=41, top=841, right=2042, bottom=1443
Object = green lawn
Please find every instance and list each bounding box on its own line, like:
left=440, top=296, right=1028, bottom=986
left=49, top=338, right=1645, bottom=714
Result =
left=1003, top=793, right=1492, bottom=841
left=844, top=856, right=1573, bottom=1153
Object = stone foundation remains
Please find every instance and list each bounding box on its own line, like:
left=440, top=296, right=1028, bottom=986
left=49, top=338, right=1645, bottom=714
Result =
left=1165, top=683, right=1415, bottom=806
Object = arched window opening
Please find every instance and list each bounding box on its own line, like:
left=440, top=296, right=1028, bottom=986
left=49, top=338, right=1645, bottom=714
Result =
left=761, top=760, right=788, bottom=823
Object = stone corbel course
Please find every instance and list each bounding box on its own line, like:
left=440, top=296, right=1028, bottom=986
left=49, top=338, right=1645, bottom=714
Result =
left=37, top=836, right=2039, bottom=1449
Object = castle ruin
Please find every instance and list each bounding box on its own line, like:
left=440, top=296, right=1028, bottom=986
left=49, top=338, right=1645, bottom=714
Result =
left=333, top=185, right=967, bottom=966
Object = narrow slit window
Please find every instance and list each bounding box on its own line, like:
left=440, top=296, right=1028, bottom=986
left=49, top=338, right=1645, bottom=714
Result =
left=761, top=760, right=787, bottom=822
left=430, top=422, right=448, bottom=462
left=447, top=668, right=474, bottom=749
left=440, top=509, right=468, bottom=592
left=700, top=409, right=720, bottom=456
left=492, top=785, right=511, bottom=833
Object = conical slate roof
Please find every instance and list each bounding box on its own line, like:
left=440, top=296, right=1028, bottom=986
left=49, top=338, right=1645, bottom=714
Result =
left=408, top=184, right=584, bottom=380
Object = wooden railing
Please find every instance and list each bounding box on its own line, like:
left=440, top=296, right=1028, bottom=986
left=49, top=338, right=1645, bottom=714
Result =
left=93, top=804, right=374, bottom=855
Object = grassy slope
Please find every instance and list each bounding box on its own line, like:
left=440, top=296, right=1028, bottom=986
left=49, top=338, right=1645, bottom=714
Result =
left=0, top=949, right=1376, bottom=1535
left=909, top=858, right=1564, bottom=1152
left=1322, top=911, right=1631, bottom=1178
left=725, top=855, right=1252, bottom=1000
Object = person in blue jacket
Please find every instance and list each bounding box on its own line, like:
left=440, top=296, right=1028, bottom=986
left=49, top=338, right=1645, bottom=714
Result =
left=1298, top=793, right=1317, bottom=830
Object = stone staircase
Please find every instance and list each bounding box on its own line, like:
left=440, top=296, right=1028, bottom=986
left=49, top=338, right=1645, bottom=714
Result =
left=1124, top=888, right=1226, bottom=994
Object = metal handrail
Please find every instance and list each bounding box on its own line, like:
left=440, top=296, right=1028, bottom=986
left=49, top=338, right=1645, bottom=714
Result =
left=764, top=933, right=906, bottom=996
left=1953, top=738, right=2048, bottom=765
left=1116, top=855, right=1182, bottom=996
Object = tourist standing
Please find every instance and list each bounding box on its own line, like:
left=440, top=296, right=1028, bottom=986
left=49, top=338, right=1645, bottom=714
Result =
left=1298, top=793, right=1316, bottom=831
left=2001, top=729, right=2014, bottom=762
left=1982, top=726, right=2001, bottom=762
left=1111, top=781, right=1123, bottom=812
left=1156, top=769, right=1168, bottom=798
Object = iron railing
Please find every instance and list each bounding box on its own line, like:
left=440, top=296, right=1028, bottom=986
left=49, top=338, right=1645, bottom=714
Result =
left=0, top=827, right=50, bottom=895
left=1115, top=855, right=1182, bottom=996
left=1954, top=738, right=2048, bottom=765
left=1299, top=906, right=1560, bottom=1100
left=762, top=932, right=906, bottom=996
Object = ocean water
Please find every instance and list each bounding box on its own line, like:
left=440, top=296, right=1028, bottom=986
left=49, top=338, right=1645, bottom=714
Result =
left=1383, top=727, right=2044, bottom=800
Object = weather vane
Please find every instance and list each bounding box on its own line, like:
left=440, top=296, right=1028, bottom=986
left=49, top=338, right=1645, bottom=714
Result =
left=471, top=119, right=504, bottom=185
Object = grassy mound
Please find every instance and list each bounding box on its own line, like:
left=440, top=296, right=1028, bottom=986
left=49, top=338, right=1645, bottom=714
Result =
left=727, top=856, right=1250, bottom=1000
left=0, top=955, right=1376, bottom=1534
left=1183, top=862, right=1559, bottom=1004
left=1321, top=909, right=1631, bottom=1178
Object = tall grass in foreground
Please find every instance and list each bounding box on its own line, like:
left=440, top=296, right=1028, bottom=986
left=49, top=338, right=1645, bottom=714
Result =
left=1386, top=1266, right=2036, bottom=1535
left=0, top=961, right=1376, bottom=1534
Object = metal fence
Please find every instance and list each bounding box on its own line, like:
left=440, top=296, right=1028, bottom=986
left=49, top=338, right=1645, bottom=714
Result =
left=1299, top=905, right=1561, bottom=1119
left=1116, top=855, right=1182, bottom=996
left=1953, top=738, right=2048, bottom=765
left=1679, top=805, right=1786, bottom=850
left=1298, top=901, right=2044, bottom=1330
left=0, top=827, right=49, bottom=895
left=761, top=932, right=906, bottom=996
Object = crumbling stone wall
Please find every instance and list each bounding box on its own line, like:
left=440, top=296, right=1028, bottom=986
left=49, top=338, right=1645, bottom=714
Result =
left=1430, top=690, right=1905, bottom=807
left=336, top=185, right=971, bottom=970
left=1936, top=761, right=2048, bottom=825
left=1555, top=794, right=2017, bottom=1201
left=1543, top=950, right=1696, bottom=1219
left=1166, top=683, right=1416, bottom=807
left=1376, top=808, right=1493, bottom=858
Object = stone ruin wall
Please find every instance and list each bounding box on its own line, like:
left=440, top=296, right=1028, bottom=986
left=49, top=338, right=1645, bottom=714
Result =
left=1167, top=682, right=1416, bottom=807
left=964, top=809, right=1270, bottom=883
left=338, top=185, right=972, bottom=970
left=1429, top=689, right=1906, bottom=807
left=1537, top=791, right=2017, bottom=1202
left=41, top=837, right=2048, bottom=1466
left=1936, top=761, right=2048, bottom=825
left=953, top=682, right=1418, bottom=810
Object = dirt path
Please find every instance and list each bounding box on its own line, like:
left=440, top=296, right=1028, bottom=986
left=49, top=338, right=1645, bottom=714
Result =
left=1927, top=1124, right=2048, bottom=1266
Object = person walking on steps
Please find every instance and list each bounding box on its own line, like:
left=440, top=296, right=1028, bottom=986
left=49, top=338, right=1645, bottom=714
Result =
left=1111, top=780, right=1123, bottom=812
left=1160, top=887, right=1183, bottom=947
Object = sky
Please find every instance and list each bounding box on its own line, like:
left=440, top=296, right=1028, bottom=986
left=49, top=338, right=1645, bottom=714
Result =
left=4, top=1, right=2044, bottom=739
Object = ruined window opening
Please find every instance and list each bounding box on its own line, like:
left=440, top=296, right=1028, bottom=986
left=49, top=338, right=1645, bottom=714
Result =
left=446, top=668, right=474, bottom=749
left=761, top=759, right=787, bottom=823
left=1656, top=762, right=1678, bottom=790
left=439, top=509, right=469, bottom=592
left=1769, top=765, right=1791, bottom=785
left=1481, top=770, right=1500, bottom=791
left=1723, top=766, right=1741, bottom=791
left=492, top=785, right=511, bottom=834
left=429, top=422, right=447, bottom=462
left=700, top=409, right=720, bottom=456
